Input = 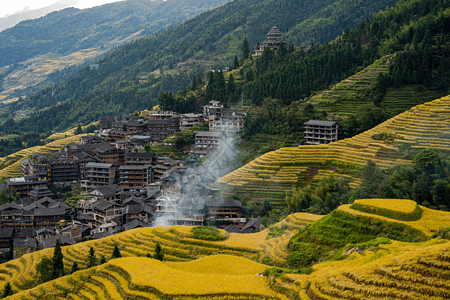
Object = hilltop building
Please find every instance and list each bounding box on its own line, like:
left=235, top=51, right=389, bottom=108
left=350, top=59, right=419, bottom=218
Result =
left=252, top=26, right=287, bottom=57
left=304, top=120, right=338, bottom=145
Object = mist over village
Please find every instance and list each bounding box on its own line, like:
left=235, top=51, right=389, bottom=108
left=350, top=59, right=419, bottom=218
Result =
left=0, top=0, right=449, bottom=299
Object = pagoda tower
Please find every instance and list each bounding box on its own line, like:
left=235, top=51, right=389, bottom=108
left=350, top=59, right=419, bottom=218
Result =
left=252, top=26, right=287, bottom=57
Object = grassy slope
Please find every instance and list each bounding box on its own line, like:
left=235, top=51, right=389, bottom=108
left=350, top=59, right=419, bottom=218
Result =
left=219, top=95, right=450, bottom=204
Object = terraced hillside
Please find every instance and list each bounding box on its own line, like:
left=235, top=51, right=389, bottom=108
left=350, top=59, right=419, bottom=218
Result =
left=219, top=95, right=450, bottom=204
left=7, top=255, right=288, bottom=300
left=310, top=55, right=442, bottom=117
left=0, top=213, right=320, bottom=295
left=3, top=200, right=450, bottom=300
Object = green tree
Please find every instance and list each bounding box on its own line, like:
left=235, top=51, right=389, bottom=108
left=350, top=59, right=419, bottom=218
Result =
left=52, top=238, right=64, bottom=279
left=36, top=257, right=53, bottom=283
left=242, top=37, right=250, bottom=60
left=190, top=75, right=197, bottom=90
left=154, top=242, right=164, bottom=261
left=75, top=125, right=83, bottom=135
left=233, top=56, right=240, bottom=69
left=111, top=244, right=122, bottom=259
left=2, top=282, right=13, bottom=298
left=70, top=262, right=79, bottom=274
left=100, top=255, right=107, bottom=264
left=88, top=246, right=96, bottom=267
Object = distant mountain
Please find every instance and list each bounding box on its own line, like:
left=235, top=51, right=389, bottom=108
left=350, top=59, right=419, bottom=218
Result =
left=1, top=0, right=399, bottom=134
left=0, top=0, right=229, bottom=104
left=0, top=0, right=77, bottom=33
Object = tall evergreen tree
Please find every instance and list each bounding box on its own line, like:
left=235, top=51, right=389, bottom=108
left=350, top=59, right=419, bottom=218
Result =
left=70, top=262, right=79, bottom=274
left=51, top=238, right=64, bottom=279
left=154, top=242, right=164, bottom=261
left=2, top=282, right=13, bottom=298
left=100, top=255, right=107, bottom=264
left=227, top=74, right=236, bottom=94
left=190, top=75, right=197, bottom=90
left=88, top=246, right=96, bottom=268
left=111, top=244, right=122, bottom=259
left=242, top=37, right=250, bottom=60
left=233, top=56, right=239, bottom=69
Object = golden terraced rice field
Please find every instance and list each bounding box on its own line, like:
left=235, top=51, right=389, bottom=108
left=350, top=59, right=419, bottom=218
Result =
left=0, top=213, right=319, bottom=296
left=2, top=203, right=450, bottom=299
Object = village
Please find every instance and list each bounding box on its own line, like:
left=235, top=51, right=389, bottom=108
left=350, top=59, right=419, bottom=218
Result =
left=0, top=100, right=259, bottom=259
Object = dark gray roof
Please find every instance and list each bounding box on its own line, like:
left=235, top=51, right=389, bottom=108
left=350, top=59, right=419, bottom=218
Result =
left=14, top=237, right=37, bottom=249
left=126, top=120, right=146, bottom=127
left=0, top=203, right=22, bottom=211
left=122, top=196, right=144, bottom=206
left=0, top=229, right=14, bottom=238
left=206, top=198, right=242, bottom=208
left=195, top=131, right=224, bottom=137
left=34, top=207, right=65, bottom=216
left=0, top=183, right=7, bottom=191
left=123, top=219, right=150, bottom=231
left=119, top=165, right=148, bottom=171
left=224, top=224, right=241, bottom=233
left=241, top=217, right=261, bottom=232
left=36, top=227, right=54, bottom=235
left=89, top=185, right=121, bottom=197
left=267, top=26, right=282, bottom=36
left=13, top=197, right=34, bottom=207
left=19, top=229, right=37, bottom=238
left=86, top=162, right=114, bottom=169
left=92, top=200, right=121, bottom=212
left=42, top=234, right=75, bottom=249
left=96, top=144, right=116, bottom=153
left=76, top=214, right=94, bottom=221
left=126, top=152, right=156, bottom=159
left=109, top=129, right=133, bottom=135
left=303, top=120, right=337, bottom=126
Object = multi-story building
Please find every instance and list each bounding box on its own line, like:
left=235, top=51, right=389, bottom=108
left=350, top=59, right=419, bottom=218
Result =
left=125, top=152, right=157, bottom=166
left=28, top=185, right=54, bottom=201
left=84, top=162, right=116, bottom=189
left=21, top=155, right=50, bottom=177
left=49, top=159, right=80, bottom=184
left=252, top=26, right=287, bottom=57
left=125, top=121, right=147, bottom=135
left=193, top=131, right=225, bottom=157
left=73, top=152, right=99, bottom=179
left=147, top=120, right=178, bottom=134
left=303, top=120, right=338, bottom=145
left=6, top=176, right=48, bottom=198
left=180, top=113, right=204, bottom=131
left=203, top=100, right=223, bottom=123
left=96, top=144, right=125, bottom=166
left=99, top=116, right=118, bottom=131
left=148, top=110, right=181, bottom=129
left=209, top=112, right=244, bottom=135
left=92, top=200, right=124, bottom=231
left=80, top=136, right=103, bottom=145
left=119, top=165, right=151, bottom=191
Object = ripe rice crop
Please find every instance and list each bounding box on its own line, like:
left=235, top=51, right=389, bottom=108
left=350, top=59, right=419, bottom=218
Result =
left=166, top=255, right=267, bottom=275
left=110, top=256, right=279, bottom=297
